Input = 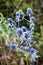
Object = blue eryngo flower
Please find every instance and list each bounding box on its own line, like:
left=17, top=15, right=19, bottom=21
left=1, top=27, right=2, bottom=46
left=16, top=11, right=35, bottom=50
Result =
left=16, top=11, right=20, bottom=17
left=21, top=26, right=27, bottom=32
left=31, top=52, right=39, bottom=62
left=18, top=10, right=25, bottom=20
left=18, top=10, right=24, bottom=15
left=28, top=48, right=39, bottom=61
left=7, top=18, right=13, bottom=24
left=8, top=23, right=15, bottom=30
left=17, top=28, right=23, bottom=36
left=15, top=12, right=20, bottom=23
left=29, top=48, right=35, bottom=55
left=10, top=44, right=17, bottom=52
left=26, top=8, right=33, bottom=16
left=30, top=16, right=35, bottom=23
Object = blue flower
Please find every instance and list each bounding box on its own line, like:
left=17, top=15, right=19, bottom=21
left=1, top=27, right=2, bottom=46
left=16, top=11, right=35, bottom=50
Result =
left=7, top=18, right=13, bottom=24
left=21, top=26, right=27, bottom=32
left=10, top=44, right=17, bottom=51
left=18, top=10, right=24, bottom=15
left=30, top=16, right=35, bottom=22
left=16, top=12, right=20, bottom=17
left=29, top=48, right=35, bottom=55
left=26, top=8, right=32, bottom=15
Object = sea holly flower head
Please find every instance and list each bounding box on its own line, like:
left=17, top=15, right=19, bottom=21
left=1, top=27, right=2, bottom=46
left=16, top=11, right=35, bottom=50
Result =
left=31, top=52, right=39, bottom=61
left=21, top=26, right=27, bottom=32
left=29, top=48, right=35, bottom=54
left=7, top=18, right=13, bottom=24
left=10, top=44, right=17, bottom=51
left=27, top=48, right=39, bottom=61
left=18, top=10, right=25, bottom=20
left=8, top=23, right=14, bottom=30
left=26, top=8, right=32, bottom=16
left=29, top=48, right=39, bottom=61
left=18, top=10, right=24, bottom=15
left=15, top=12, right=20, bottom=22
left=16, top=11, right=20, bottom=17
left=30, top=16, right=35, bottom=23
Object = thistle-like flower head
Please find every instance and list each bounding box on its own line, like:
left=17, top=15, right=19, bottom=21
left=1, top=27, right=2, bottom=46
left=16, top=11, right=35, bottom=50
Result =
left=21, top=26, right=27, bottom=32
left=26, top=8, right=32, bottom=16
left=7, top=18, right=13, bottom=24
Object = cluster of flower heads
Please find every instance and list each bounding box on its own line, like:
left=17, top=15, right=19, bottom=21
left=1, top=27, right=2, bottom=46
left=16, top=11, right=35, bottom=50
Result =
left=0, top=8, right=39, bottom=62
left=7, top=8, right=35, bottom=46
